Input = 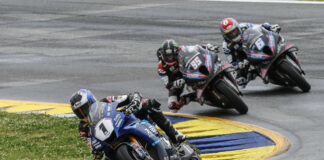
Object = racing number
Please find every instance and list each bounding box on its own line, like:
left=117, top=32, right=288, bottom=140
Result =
left=95, top=118, right=114, bottom=141
left=255, top=38, right=265, bottom=50
left=99, top=123, right=109, bottom=135
left=190, top=56, right=202, bottom=70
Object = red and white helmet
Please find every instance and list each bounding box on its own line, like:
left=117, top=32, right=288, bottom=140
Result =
left=220, top=18, right=242, bottom=43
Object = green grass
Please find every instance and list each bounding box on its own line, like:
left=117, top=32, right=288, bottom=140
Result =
left=0, top=112, right=92, bottom=160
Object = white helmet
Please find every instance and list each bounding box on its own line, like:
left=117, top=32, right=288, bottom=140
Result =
left=70, top=89, right=97, bottom=119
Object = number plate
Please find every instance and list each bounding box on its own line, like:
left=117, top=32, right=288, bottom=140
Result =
left=255, top=38, right=265, bottom=50
left=190, top=56, right=202, bottom=70
left=94, top=118, right=114, bottom=141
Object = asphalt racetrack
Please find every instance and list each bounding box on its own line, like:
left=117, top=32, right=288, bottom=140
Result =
left=0, top=0, right=324, bottom=159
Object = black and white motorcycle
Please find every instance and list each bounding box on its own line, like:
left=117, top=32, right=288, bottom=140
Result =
left=178, top=45, right=248, bottom=114
left=241, top=27, right=311, bottom=92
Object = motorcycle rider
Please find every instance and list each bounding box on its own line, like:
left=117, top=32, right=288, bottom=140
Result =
left=70, top=89, right=187, bottom=160
left=156, top=39, right=218, bottom=112
left=220, top=17, right=281, bottom=86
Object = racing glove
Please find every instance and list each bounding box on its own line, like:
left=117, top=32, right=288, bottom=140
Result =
left=132, top=92, right=142, bottom=105
left=128, top=92, right=142, bottom=107
left=125, top=92, right=142, bottom=115
left=270, top=24, right=281, bottom=33
left=78, top=120, right=91, bottom=147
left=204, top=43, right=219, bottom=53
left=237, top=59, right=249, bottom=69
left=263, top=23, right=281, bottom=33
left=172, top=79, right=185, bottom=89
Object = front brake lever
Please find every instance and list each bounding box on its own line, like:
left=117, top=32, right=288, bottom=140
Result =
left=123, top=103, right=136, bottom=116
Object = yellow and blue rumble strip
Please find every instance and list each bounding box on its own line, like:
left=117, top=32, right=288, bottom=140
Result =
left=0, top=100, right=289, bottom=160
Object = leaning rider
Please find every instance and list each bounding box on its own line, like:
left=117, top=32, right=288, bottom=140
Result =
left=70, top=89, right=187, bottom=160
left=156, top=39, right=218, bottom=112
left=219, top=17, right=281, bottom=86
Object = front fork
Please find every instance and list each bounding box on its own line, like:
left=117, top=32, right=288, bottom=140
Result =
left=224, top=70, right=243, bottom=96
left=287, top=51, right=305, bottom=75
left=127, top=136, right=151, bottom=160
left=128, top=136, right=175, bottom=160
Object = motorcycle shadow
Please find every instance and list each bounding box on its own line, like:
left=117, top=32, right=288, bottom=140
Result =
left=242, top=86, right=303, bottom=97
left=194, top=108, right=239, bottom=117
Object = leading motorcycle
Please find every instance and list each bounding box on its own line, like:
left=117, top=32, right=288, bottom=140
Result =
left=241, top=27, right=311, bottom=92
left=89, top=102, right=201, bottom=160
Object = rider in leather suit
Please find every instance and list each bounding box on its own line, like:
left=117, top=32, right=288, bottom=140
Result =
left=220, top=17, right=281, bottom=86
left=156, top=39, right=218, bottom=112
left=70, top=89, right=186, bottom=160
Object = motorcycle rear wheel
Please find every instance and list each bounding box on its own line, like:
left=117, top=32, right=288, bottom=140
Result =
left=279, top=60, right=311, bottom=92
left=214, top=80, right=248, bottom=114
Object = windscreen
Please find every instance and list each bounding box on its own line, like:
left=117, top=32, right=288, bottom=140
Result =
left=178, top=45, right=205, bottom=72
left=242, top=27, right=263, bottom=49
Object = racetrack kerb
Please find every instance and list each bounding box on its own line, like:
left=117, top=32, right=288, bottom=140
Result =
left=0, top=99, right=290, bottom=160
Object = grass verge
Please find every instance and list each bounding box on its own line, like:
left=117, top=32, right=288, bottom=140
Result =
left=0, top=111, right=92, bottom=160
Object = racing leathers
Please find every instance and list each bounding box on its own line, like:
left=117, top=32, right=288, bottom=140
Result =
left=78, top=92, right=186, bottom=159
left=156, top=44, right=217, bottom=112
left=223, top=22, right=281, bottom=85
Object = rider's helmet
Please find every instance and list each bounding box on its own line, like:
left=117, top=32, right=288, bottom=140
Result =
left=70, top=89, right=97, bottom=119
left=160, top=39, right=180, bottom=66
left=220, top=18, right=242, bottom=43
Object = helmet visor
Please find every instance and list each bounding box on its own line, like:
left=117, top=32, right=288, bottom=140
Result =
left=225, top=28, right=240, bottom=40
left=73, top=103, right=89, bottom=119
left=162, top=49, right=178, bottom=64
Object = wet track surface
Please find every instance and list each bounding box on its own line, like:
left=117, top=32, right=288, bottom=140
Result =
left=0, top=0, right=324, bottom=159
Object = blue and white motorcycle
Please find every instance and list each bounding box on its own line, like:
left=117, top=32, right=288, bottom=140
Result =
left=89, top=102, right=201, bottom=160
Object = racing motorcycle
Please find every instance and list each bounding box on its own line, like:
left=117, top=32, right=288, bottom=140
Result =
left=178, top=45, right=248, bottom=114
left=90, top=102, right=201, bottom=160
left=241, top=27, right=311, bottom=92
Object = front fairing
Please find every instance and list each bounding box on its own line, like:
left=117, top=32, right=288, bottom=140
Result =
left=242, top=27, right=284, bottom=79
left=179, top=46, right=221, bottom=100
left=90, top=102, right=126, bottom=140
left=179, top=46, right=217, bottom=87
left=119, top=120, right=161, bottom=144
left=197, top=63, right=238, bottom=99
left=91, top=102, right=161, bottom=146
left=242, top=27, right=280, bottom=62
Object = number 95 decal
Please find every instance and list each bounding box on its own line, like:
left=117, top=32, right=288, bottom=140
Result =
left=190, top=56, right=202, bottom=70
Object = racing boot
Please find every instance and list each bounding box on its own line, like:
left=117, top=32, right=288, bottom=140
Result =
left=168, top=96, right=184, bottom=113
left=148, top=99, right=187, bottom=144
left=159, top=118, right=187, bottom=144
left=236, top=76, right=247, bottom=86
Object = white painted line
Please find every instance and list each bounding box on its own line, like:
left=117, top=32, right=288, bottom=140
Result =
left=194, top=0, right=324, bottom=4
left=69, top=3, right=169, bottom=15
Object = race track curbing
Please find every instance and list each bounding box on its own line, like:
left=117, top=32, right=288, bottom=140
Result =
left=0, top=99, right=290, bottom=160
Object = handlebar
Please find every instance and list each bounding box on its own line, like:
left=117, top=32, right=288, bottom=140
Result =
left=119, top=101, right=139, bottom=116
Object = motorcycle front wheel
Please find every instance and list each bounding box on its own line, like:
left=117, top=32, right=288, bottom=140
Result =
left=114, top=143, right=154, bottom=160
left=214, top=80, right=248, bottom=114
left=115, top=145, right=135, bottom=160
left=279, top=60, right=311, bottom=92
